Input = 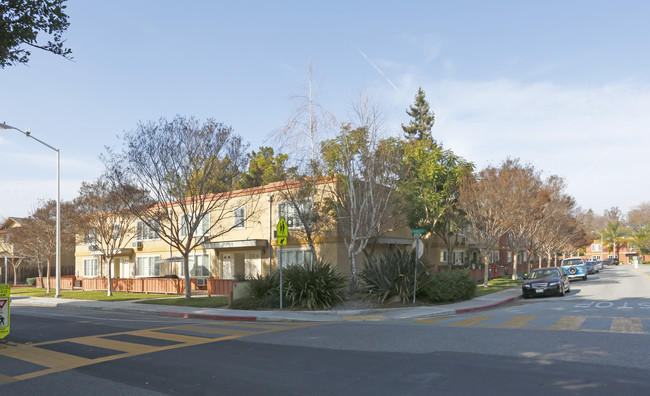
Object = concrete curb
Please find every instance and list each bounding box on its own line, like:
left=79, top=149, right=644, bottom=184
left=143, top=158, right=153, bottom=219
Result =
left=160, top=311, right=257, bottom=321
left=455, top=296, right=518, bottom=314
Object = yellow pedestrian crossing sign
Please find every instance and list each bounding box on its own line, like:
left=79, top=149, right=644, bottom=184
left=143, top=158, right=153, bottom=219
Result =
left=0, top=284, right=10, bottom=340
left=277, top=217, right=288, bottom=238
left=278, top=237, right=287, bottom=246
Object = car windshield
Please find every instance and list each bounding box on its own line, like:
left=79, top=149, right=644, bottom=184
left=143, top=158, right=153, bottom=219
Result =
left=562, top=259, right=583, bottom=266
left=529, top=269, right=560, bottom=279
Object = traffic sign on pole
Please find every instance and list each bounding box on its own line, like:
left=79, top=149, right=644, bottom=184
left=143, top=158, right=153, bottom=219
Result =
left=0, top=284, right=10, bottom=340
left=277, top=217, right=288, bottom=238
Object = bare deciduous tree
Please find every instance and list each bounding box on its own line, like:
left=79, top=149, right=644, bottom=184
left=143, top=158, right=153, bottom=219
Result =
left=322, top=93, right=404, bottom=292
left=75, top=180, right=139, bottom=296
left=458, top=166, right=508, bottom=287
left=103, top=115, right=251, bottom=298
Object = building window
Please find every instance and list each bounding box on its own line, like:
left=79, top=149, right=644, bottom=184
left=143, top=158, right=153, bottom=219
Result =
left=453, top=251, right=465, bottom=265
left=135, top=256, right=161, bottom=277
left=591, top=244, right=601, bottom=252
left=280, top=248, right=315, bottom=267
left=180, top=213, right=210, bottom=238
left=592, top=255, right=601, bottom=260
left=234, top=207, right=246, bottom=229
left=278, top=201, right=311, bottom=229
left=440, top=251, right=448, bottom=263
left=84, top=258, right=99, bottom=277
left=181, top=253, right=210, bottom=277
left=489, top=251, right=500, bottom=263
left=136, top=220, right=160, bottom=241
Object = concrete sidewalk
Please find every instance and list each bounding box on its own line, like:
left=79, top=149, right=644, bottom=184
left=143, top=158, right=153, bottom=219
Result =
left=9, top=287, right=523, bottom=322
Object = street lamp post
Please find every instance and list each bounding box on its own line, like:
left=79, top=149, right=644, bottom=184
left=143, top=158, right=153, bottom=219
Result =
left=0, top=122, right=61, bottom=297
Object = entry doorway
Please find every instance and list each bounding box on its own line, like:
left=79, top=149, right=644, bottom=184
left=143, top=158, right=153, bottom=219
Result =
left=246, top=252, right=262, bottom=278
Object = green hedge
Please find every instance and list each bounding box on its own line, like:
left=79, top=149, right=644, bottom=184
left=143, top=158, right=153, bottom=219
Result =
left=423, top=270, right=476, bottom=302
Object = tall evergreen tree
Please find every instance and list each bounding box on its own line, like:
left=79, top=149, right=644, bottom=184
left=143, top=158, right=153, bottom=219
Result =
left=401, top=87, right=435, bottom=141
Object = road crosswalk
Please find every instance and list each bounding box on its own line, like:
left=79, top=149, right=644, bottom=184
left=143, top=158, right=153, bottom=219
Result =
left=0, top=321, right=319, bottom=385
left=412, top=314, right=650, bottom=334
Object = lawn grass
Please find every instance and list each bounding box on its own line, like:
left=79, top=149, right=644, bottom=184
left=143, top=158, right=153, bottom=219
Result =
left=136, top=296, right=230, bottom=308
left=9, top=286, right=174, bottom=301
left=474, top=277, right=523, bottom=298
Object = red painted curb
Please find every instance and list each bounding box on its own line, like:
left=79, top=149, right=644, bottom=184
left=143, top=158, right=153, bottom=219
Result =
left=160, top=311, right=257, bottom=321
left=454, top=297, right=517, bottom=314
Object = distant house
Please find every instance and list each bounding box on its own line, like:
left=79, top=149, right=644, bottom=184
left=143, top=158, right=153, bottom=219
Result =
left=584, top=238, right=648, bottom=264
left=0, top=217, right=75, bottom=283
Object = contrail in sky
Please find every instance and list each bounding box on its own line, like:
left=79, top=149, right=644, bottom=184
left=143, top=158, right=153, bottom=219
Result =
left=353, top=44, right=399, bottom=92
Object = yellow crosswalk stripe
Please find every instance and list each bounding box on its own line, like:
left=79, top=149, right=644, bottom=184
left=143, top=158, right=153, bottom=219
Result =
left=446, top=316, right=494, bottom=326
left=72, top=336, right=158, bottom=355
left=549, top=316, right=587, bottom=331
left=412, top=314, right=650, bottom=335
left=497, top=315, right=537, bottom=328
left=1, top=344, right=91, bottom=368
left=0, top=321, right=325, bottom=385
left=610, top=317, right=644, bottom=333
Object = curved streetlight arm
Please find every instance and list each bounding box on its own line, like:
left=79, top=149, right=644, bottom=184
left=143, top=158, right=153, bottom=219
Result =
left=0, top=121, right=61, bottom=297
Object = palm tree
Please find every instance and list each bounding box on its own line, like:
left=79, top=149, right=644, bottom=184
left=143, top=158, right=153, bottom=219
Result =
left=600, top=221, right=631, bottom=261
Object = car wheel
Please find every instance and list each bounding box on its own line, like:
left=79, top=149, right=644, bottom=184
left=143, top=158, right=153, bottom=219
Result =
left=559, top=284, right=565, bottom=296
left=566, top=283, right=571, bottom=293
left=583, top=275, right=587, bottom=281
left=568, top=267, right=577, bottom=275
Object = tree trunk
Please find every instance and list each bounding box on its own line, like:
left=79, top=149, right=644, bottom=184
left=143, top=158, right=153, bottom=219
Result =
left=349, top=253, right=357, bottom=294
left=46, top=259, right=51, bottom=293
left=183, top=255, right=191, bottom=299
left=106, top=258, right=113, bottom=297
left=511, top=250, right=518, bottom=280
left=38, top=266, right=43, bottom=290
left=483, top=255, right=489, bottom=287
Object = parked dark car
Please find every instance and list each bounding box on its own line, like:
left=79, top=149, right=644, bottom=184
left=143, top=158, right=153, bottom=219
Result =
left=522, top=267, right=571, bottom=298
left=603, top=257, right=619, bottom=266
left=585, top=261, right=596, bottom=275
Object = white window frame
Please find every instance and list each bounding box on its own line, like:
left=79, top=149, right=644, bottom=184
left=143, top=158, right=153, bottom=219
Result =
left=591, top=244, right=601, bottom=252
left=278, top=200, right=311, bottom=229
left=453, top=250, right=465, bottom=265
left=180, top=213, right=210, bottom=238
left=83, top=258, right=99, bottom=278
left=234, top=206, right=246, bottom=229
left=280, top=248, right=315, bottom=267
left=440, top=250, right=448, bottom=263
left=135, top=256, right=161, bottom=277
left=181, top=253, right=211, bottom=277
left=136, top=220, right=160, bottom=241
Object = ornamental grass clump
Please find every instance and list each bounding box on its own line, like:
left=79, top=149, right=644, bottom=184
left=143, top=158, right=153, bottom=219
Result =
left=247, top=271, right=281, bottom=300
left=283, top=259, right=346, bottom=310
left=360, top=248, right=432, bottom=303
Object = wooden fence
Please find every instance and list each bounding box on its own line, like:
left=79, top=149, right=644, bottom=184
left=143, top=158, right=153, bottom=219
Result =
left=35, top=276, right=76, bottom=290
left=34, top=276, right=235, bottom=296
left=207, top=279, right=235, bottom=297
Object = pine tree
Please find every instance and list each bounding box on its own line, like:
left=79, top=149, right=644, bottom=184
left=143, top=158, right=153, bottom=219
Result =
left=401, top=87, right=435, bottom=141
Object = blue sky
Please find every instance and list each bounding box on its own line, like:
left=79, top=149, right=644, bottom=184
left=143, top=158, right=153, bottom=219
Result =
left=1, top=1, right=649, bottom=219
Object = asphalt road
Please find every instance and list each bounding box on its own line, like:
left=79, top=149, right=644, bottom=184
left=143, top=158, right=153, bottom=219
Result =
left=1, top=265, right=649, bottom=395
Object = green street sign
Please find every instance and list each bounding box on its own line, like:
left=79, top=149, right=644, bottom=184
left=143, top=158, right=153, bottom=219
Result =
left=410, top=228, right=425, bottom=236
left=277, top=217, right=288, bottom=238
